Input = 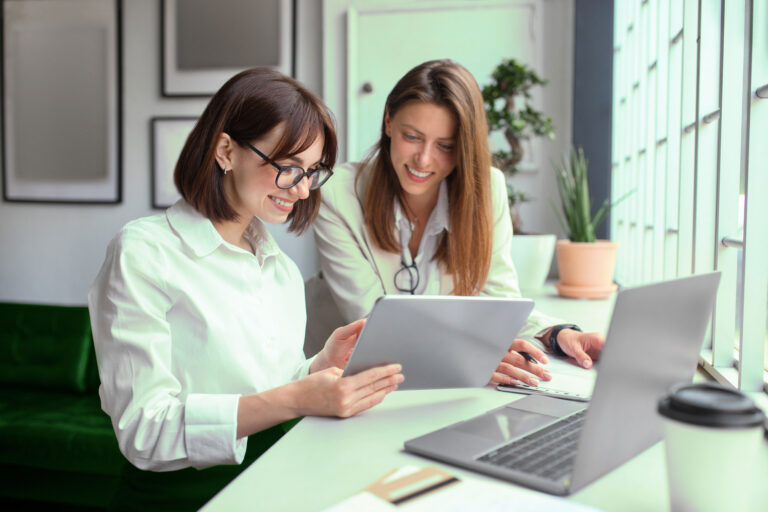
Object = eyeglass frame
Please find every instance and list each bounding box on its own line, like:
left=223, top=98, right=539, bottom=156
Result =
left=245, top=142, right=333, bottom=191
left=394, top=256, right=420, bottom=294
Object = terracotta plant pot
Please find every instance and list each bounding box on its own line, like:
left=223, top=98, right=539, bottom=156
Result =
left=555, top=240, right=618, bottom=299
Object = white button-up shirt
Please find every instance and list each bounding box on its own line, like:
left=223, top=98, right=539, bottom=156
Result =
left=393, top=180, right=449, bottom=296
left=88, top=200, right=312, bottom=471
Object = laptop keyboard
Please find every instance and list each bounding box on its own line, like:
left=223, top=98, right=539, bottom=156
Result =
left=476, top=409, right=587, bottom=481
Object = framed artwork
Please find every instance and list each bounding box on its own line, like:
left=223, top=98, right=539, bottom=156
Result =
left=161, top=0, right=294, bottom=97
left=151, top=116, right=196, bottom=209
left=1, top=0, right=122, bottom=203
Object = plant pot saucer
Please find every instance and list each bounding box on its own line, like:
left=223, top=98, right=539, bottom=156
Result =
left=555, top=281, right=618, bottom=299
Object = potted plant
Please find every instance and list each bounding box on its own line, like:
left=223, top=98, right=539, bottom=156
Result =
left=483, top=58, right=556, bottom=292
left=551, top=146, right=628, bottom=299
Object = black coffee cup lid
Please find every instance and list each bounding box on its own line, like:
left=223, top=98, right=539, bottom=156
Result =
left=658, top=382, right=765, bottom=428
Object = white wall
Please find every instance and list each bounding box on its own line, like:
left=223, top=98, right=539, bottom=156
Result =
left=0, top=0, right=321, bottom=305
left=0, top=0, right=572, bottom=305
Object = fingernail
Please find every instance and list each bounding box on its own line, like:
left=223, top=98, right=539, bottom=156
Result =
left=582, top=360, right=592, bottom=368
left=391, top=364, right=402, bottom=371
left=542, top=355, right=550, bottom=364
left=543, top=371, right=552, bottom=380
left=396, top=375, right=405, bottom=384
left=528, top=377, right=539, bottom=386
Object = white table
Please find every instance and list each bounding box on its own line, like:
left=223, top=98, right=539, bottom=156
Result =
left=202, top=286, right=670, bottom=511
left=201, top=383, right=673, bottom=511
left=202, top=283, right=768, bottom=510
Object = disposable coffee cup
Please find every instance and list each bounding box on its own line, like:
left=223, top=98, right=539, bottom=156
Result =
left=658, top=382, right=766, bottom=512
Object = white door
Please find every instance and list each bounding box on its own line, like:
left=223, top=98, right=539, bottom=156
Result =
left=346, top=1, right=543, bottom=162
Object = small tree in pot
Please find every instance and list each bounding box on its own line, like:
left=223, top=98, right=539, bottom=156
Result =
left=482, top=58, right=554, bottom=234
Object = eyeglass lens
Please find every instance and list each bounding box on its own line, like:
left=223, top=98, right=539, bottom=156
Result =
left=276, top=167, right=332, bottom=190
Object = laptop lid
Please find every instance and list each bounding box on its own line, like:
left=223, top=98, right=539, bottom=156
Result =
left=569, top=271, right=720, bottom=490
left=404, top=272, right=720, bottom=493
left=342, top=295, right=534, bottom=390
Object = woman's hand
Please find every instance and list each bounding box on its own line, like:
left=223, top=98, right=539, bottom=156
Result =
left=490, top=339, right=552, bottom=386
left=293, top=364, right=403, bottom=418
left=310, top=318, right=366, bottom=373
left=237, top=362, right=403, bottom=437
left=555, top=329, right=605, bottom=369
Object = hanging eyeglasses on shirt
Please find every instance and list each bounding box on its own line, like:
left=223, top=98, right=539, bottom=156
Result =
left=394, top=255, right=420, bottom=294
left=392, top=183, right=450, bottom=296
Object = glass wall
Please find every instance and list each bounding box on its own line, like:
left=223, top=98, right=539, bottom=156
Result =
left=612, top=0, right=767, bottom=391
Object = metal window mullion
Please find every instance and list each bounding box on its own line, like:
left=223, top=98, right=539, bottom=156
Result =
left=676, top=0, right=700, bottom=277
left=739, top=0, right=766, bottom=392
left=665, top=25, right=684, bottom=279
left=713, top=0, right=749, bottom=368
left=741, top=133, right=767, bottom=390
left=693, top=0, right=722, bottom=286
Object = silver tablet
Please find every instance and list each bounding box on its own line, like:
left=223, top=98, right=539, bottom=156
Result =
left=341, top=295, right=535, bottom=389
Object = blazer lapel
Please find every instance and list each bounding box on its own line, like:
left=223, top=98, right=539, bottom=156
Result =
left=354, top=164, right=402, bottom=295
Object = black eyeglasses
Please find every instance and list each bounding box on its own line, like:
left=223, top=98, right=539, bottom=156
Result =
left=394, top=256, right=420, bottom=294
left=246, top=143, right=333, bottom=191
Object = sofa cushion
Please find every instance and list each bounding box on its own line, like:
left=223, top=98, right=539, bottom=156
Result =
left=0, top=388, right=124, bottom=476
left=0, top=303, right=93, bottom=393
left=0, top=465, right=120, bottom=508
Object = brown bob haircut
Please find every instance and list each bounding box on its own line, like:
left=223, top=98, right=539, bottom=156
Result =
left=175, top=68, right=337, bottom=234
left=361, top=59, right=493, bottom=296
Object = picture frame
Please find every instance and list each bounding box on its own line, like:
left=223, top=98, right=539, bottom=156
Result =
left=1, top=0, right=122, bottom=203
left=161, top=0, right=295, bottom=97
left=150, top=116, right=196, bottom=209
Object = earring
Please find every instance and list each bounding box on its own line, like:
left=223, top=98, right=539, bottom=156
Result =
left=223, top=168, right=231, bottom=175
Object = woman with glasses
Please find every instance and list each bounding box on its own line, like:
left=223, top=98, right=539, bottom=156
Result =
left=89, top=68, right=402, bottom=510
left=312, top=59, right=605, bottom=388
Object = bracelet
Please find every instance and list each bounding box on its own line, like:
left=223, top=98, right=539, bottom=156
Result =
left=549, top=324, right=582, bottom=357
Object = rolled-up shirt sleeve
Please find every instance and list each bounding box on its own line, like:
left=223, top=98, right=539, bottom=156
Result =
left=89, top=230, right=243, bottom=471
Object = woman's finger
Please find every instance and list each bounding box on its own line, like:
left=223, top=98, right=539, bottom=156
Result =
left=494, top=362, right=540, bottom=386
left=349, top=368, right=404, bottom=403
left=491, top=371, right=517, bottom=385
left=344, top=384, right=399, bottom=417
left=332, top=318, right=366, bottom=342
left=347, top=363, right=402, bottom=387
left=335, top=363, right=402, bottom=403
left=509, top=339, right=549, bottom=364
left=500, top=352, right=551, bottom=381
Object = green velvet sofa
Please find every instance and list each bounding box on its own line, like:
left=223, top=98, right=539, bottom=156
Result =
left=0, top=302, right=123, bottom=510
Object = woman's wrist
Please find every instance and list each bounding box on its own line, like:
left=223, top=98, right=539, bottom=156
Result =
left=309, top=350, right=329, bottom=374
left=548, top=324, right=582, bottom=357
left=237, top=385, right=301, bottom=438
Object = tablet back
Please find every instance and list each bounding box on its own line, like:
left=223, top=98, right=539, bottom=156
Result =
left=341, top=296, right=535, bottom=389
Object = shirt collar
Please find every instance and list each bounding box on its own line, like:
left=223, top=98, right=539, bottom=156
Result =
left=166, top=200, right=280, bottom=259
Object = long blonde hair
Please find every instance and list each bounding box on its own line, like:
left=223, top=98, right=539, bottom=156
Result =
left=361, top=59, right=492, bottom=295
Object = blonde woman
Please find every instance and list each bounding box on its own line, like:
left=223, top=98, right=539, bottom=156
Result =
left=312, top=60, right=604, bottom=386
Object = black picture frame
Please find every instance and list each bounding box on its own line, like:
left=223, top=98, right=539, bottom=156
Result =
left=150, top=116, right=196, bottom=209
left=161, top=0, right=295, bottom=97
left=1, top=0, right=122, bottom=204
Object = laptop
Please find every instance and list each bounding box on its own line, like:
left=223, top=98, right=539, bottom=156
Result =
left=404, top=272, right=721, bottom=495
left=342, top=295, right=534, bottom=390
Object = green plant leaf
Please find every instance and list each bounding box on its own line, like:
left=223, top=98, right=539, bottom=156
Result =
left=550, top=145, right=633, bottom=243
